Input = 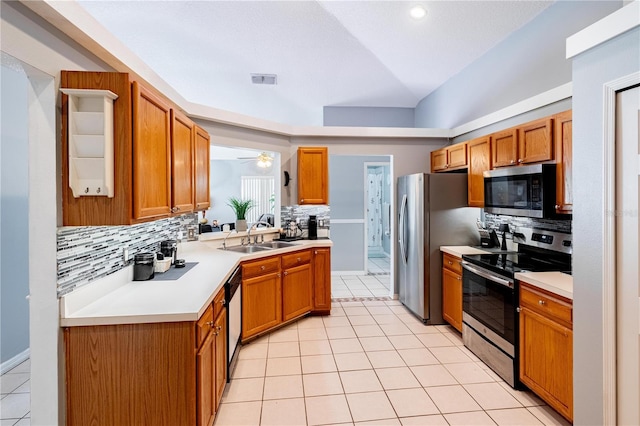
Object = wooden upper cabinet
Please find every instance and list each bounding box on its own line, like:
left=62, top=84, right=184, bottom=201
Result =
left=170, top=109, right=195, bottom=215
left=554, top=110, right=572, bottom=214
left=132, top=81, right=172, bottom=221
left=518, top=117, right=553, bottom=164
left=194, top=125, right=211, bottom=211
left=430, top=143, right=467, bottom=173
left=448, top=143, right=467, bottom=169
left=430, top=148, right=448, bottom=172
left=491, top=128, right=519, bottom=168
left=298, top=147, right=328, bottom=205
left=467, top=136, right=491, bottom=207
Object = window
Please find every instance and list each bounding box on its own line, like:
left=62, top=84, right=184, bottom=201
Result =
left=241, top=176, right=275, bottom=223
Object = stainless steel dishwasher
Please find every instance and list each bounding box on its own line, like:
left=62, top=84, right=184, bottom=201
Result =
left=225, top=266, right=242, bottom=380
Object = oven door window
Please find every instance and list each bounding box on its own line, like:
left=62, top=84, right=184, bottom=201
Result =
left=462, top=269, right=516, bottom=345
left=484, top=175, right=540, bottom=212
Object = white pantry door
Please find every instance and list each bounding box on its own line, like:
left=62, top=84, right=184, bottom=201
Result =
left=615, top=85, right=640, bottom=425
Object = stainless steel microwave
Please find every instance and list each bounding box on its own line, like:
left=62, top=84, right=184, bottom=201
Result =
left=483, top=164, right=557, bottom=218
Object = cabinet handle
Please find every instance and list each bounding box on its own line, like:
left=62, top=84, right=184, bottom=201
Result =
left=277, top=273, right=281, bottom=277
left=206, top=321, right=214, bottom=327
left=284, top=271, right=288, bottom=276
left=220, top=299, right=226, bottom=306
left=457, top=277, right=461, bottom=281
left=297, top=257, right=301, bottom=262
left=538, top=300, right=546, bottom=305
left=261, top=265, right=265, bottom=270
left=510, top=160, right=515, bottom=164
left=555, top=204, right=560, bottom=210
left=213, top=330, right=219, bottom=336
left=216, top=325, right=222, bottom=331
left=171, top=207, right=180, bottom=213
left=314, top=250, right=318, bottom=254
left=448, top=261, right=453, bottom=265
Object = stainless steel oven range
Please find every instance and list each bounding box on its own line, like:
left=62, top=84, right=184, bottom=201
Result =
left=461, top=227, right=571, bottom=388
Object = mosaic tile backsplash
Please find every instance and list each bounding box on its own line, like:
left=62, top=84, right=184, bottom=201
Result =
left=281, top=205, right=330, bottom=230
left=56, top=213, right=198, bottom=297
left=483, top=213, right=572, bottom=234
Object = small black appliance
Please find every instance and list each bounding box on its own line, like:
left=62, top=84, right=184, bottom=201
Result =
left=308, top=215, right=318, bottom=240
left=133, top=252, right=155, bottom=281
left=160, top=239, right=178, bottom=265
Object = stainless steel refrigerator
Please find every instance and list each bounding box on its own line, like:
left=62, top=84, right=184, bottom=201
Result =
left=397, top=173, right=479, bottom=323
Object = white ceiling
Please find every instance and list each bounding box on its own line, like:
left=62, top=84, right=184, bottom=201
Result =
left=77, top=0, right=553, bottom=127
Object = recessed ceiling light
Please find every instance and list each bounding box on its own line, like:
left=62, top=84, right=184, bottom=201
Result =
left=409, top=5, right=427, bottom=20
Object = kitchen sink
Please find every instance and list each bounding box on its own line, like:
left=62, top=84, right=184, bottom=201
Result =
left=256, top=241, right=300, bottom=249
left=221, top=245, right=273, bottom=254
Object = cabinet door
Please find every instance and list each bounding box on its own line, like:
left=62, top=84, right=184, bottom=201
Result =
left=447, top=143, right=467, bottom=169
left=194, top=125, right=211, bottom=211
left=518, top=117, right=553, bottom=164
left=132, top=82, right=172, bottom=220
left=491, top=128, right=518, bottom=168
left=298, top=147, right=328, bottom=204
left=171, top=109, right=195, bottom=214
left=282, top=263, right=313, bottom=321
left=197, top=331, right=215, bottom=426
left=467, top=137, right=491, bottom=207
left=519, top=307, right=573, bottom=422
left=313, top=248, right=332, bottom=312
left=430, top=148, right=448, bottom=172
left=442, top=268, right=462, bottom=332
left=554, top=110, right=572, bottom=214
left=214, top=309, right=227, bottom=411
left=242, top=272, right=282, bottom=340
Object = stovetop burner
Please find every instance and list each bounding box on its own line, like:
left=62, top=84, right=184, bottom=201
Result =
left=462, top=227, right=572, bottom=279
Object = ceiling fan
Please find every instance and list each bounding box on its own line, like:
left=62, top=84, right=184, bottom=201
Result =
left=236, top=151, right=274, bottom=168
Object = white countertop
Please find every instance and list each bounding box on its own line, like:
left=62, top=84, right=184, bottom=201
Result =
left=515, top=271, right=573, bottom=300
left=440, top=246, right=491, bottom=257
left=60, top=239, right=332, bottom=327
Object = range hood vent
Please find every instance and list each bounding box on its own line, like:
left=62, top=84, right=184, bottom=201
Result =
left=251, top=74, right=277, bottom=85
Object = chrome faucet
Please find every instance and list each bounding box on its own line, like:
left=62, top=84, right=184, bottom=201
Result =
left=247, top=221, right=272, bottom=244
left=221, top=230, right=237, bottom=250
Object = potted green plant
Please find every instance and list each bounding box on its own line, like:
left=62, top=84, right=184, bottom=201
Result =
left=227, top=197, right=254, bottom=232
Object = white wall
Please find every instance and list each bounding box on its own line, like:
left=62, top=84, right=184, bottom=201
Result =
left=571, top=25, right=640, bottom=425
left=415, top=1, right=621, bottom=129
left=0, top=64, right=30, bottom=366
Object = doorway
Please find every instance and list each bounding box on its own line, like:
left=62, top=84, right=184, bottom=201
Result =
left=364, top=162, right=391, bottom=282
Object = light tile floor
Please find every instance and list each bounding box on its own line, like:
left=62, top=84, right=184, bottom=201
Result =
left=216, top=300, right=572, bottom=426
left=0, top=359, right=31, bottom=426
left=332, top=258, right=392, bottom=299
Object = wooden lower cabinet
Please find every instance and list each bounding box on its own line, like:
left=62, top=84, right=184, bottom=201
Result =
left=283, top=263, right=313, bottom=321
left=242, top=270, right=282, bottom=340
left=197, top=330, right=216, bottom=426
left=441, top=253, right=463, bottom=332
left=312, top=248, right=332, bottom=313
left=65, top=290, right=227, bottom=426
left=519, top=283, right=573, bottom=422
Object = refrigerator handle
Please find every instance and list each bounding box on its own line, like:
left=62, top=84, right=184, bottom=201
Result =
left=399, top=194, right=408, bottom=264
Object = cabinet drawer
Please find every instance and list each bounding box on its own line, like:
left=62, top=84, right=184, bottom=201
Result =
left=520, top=283, right=572, bottom=326
left=242, top=256, right=281, bottom=279
left=196, top=304, right=213, bottom=348
left=282, top=250, right=311, bottom=269
left=442, top=253, right=462, bottom=275
left=213, top=287, right=226, bottom=320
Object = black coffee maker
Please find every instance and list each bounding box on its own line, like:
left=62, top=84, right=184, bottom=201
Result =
left=160, top=239, right=178, bottom=265
left=307, top=215, right=318, bottom=240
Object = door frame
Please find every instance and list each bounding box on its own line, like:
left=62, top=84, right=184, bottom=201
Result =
left=602, top=71, right=640, bottom=425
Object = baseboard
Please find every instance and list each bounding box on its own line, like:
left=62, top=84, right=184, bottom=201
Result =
left=1, top=348, right=30, bottom=374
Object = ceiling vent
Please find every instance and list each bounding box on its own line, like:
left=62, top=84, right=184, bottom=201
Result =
left=251, top=74, right=277, bottom=85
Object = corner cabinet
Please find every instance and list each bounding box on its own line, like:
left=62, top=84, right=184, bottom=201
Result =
left=441, top=252, right=463, bottom=332
left=298, top=147, right=329, bottom=205
left=519, top=282, right=573, bottom=422
left=64, top=286, right=227, bottom=426
left=61, top=71, right=211, bottom=225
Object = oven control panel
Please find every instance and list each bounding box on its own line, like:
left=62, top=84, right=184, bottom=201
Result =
left=531, top=233, right=553, bottom=244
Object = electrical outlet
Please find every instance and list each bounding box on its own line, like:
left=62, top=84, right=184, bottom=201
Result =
left=123, top=248, right=130, bottom=262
